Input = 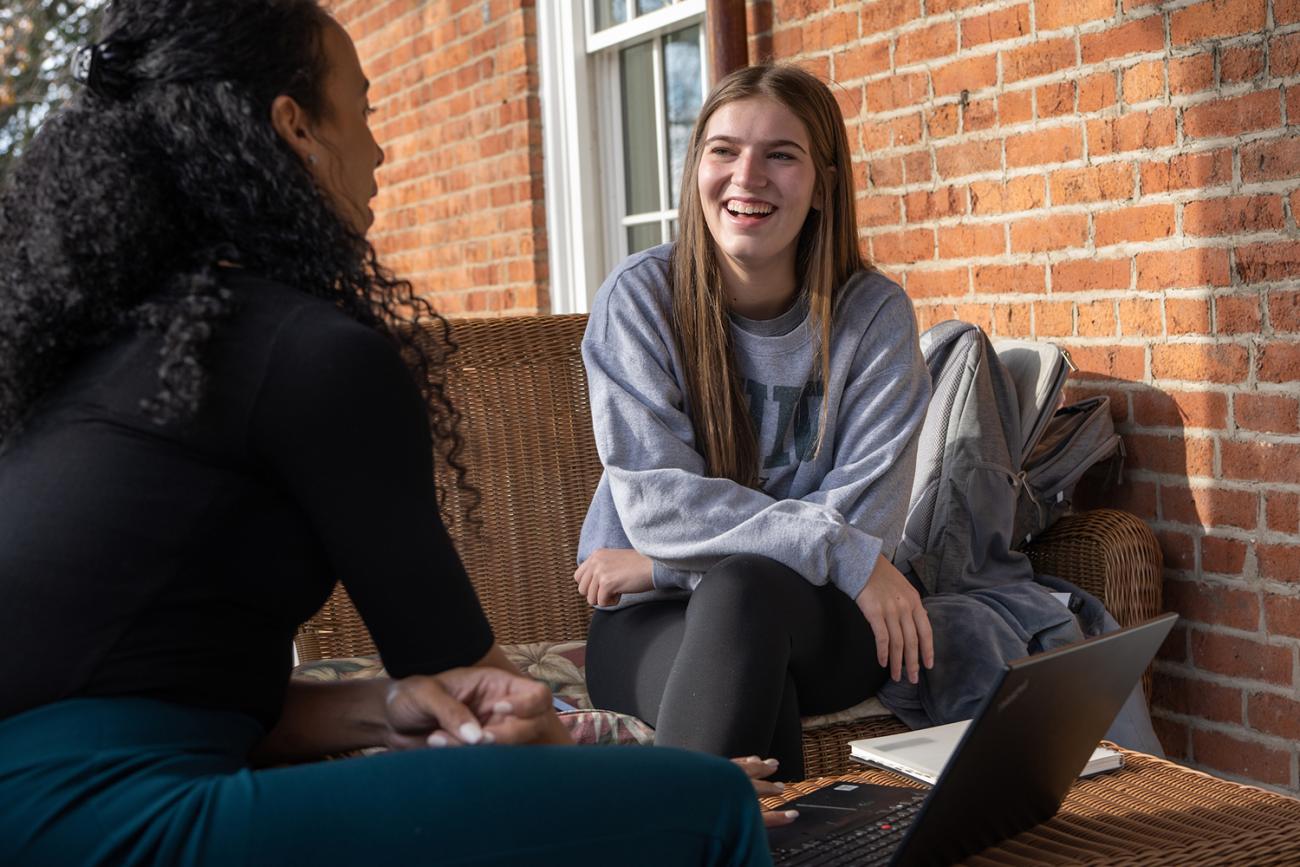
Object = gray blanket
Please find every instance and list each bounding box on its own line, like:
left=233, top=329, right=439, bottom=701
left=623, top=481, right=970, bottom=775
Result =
left=877, top=574, right=1163, bottom=754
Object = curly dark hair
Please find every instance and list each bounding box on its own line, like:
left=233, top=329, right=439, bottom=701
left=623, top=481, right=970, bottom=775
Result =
left=0, top=0, right=474, bottom=516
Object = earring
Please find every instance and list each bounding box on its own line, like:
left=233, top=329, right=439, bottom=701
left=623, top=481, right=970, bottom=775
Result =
left=307, top=153, right=319, bottom=165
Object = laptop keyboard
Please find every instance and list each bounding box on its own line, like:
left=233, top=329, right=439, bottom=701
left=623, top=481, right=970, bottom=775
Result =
left=771, top=791, right=927, bottom=866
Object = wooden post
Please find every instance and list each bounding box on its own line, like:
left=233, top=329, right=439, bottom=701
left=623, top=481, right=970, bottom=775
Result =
left=706, top=0, right=748, bottom=83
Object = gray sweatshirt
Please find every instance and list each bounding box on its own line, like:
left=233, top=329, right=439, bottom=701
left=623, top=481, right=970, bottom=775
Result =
left=578, top=244, right=930, bottom=606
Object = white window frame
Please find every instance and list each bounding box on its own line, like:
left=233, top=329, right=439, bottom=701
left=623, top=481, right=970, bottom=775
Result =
left=538, top=0, right=707, bottom=314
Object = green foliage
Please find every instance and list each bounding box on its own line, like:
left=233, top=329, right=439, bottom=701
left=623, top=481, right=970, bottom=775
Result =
left=1, top=0, right=106, bottom=179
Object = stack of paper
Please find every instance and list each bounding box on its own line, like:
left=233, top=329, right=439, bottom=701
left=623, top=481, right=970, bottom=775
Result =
left=850, top=719, right=1122, bottom=785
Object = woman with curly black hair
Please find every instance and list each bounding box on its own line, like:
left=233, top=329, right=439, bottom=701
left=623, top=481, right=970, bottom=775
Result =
left=0, top=2, right=769, bottom=864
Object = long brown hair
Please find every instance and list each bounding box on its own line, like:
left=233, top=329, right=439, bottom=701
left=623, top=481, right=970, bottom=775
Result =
left=670, top=64, right=867, bottom=486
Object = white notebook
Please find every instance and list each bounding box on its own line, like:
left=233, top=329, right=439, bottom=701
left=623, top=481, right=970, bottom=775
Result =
left=849, top=719, right=1122, bottom=785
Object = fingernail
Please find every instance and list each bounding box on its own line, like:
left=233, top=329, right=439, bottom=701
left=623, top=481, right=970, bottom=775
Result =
left=763, top=758, right=779, bottom=767
left=784, top=810, right=799, bottom=820
left=746, top=755, right=762, bottom=763
left=427, top=733, right=448, bottom=747
left=773, top=782, right=786, bottom=792
left=492, top=700, right=513, bottom=715
left=458, top=721, right=484, bottom=745
left=482, top=730, right=496, bottom=744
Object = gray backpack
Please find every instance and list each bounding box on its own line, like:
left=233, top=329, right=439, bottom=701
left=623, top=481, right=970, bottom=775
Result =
left=893, top=322, right=1121, bottom=595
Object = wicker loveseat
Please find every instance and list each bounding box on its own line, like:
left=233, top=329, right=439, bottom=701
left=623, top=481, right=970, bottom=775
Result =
left=294, top=314, right=1164, bottom=777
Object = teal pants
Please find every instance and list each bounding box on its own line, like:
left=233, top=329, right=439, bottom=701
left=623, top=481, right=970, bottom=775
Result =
left=1, top=698, right=771, bottom=866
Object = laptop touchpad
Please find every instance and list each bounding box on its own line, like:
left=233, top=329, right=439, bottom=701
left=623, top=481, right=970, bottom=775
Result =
left=767, top=782, right=920, bottom=848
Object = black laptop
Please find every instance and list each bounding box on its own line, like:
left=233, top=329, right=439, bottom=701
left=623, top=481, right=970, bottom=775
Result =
left=767, top=613, right=1178, bottom=866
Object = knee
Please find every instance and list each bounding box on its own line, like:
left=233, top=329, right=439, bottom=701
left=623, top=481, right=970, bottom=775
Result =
left=689, top=554, right=805, bottom=623
left=657, top=749, right=765, bottom=827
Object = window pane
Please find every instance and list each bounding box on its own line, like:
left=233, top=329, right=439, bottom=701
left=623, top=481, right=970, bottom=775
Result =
left=627, top=222, right=662, bottom=254
left=594, top=0, right=628, bottom=31
left=663, top=25, right=702, bottom=208
left=620, top=40, right=659, bottom=215
left=636, top=0, right=669, bottom=13
left=669, top=218, right=679, bottom=240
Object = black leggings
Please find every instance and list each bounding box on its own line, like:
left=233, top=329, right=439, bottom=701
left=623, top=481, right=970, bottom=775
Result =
left=585, top=554, right=889, bottom=780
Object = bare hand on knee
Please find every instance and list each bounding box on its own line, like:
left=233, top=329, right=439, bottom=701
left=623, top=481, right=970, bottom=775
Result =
left=854, top=555, right=935, bottom=684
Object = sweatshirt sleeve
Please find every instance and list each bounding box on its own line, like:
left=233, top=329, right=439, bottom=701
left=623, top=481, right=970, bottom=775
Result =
left=797, top=294, right=930, bottom=599
left=583, top=271, right=930, bottom=600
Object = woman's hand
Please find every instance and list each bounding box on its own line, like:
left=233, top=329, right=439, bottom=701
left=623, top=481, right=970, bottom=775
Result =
left=574, top=548, right=654, bottom=606
left=854, top=555, right=934, bottom=684
left=385, top=666, right=572, bottom=750
left=732, top=756, right=799, bottom=828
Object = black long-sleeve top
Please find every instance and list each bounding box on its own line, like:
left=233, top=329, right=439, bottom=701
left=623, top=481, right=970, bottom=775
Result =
left=0, top=272, right=493, bottom=728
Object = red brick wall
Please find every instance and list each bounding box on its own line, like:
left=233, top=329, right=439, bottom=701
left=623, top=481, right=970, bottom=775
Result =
left=333, top=0, right=548, bottom=316
left=755, top=0, right=1300, bottom=792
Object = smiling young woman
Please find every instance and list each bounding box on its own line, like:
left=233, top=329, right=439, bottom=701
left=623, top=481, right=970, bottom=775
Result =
left=695, top=96, right=820, bottom=319
left=574, top=65, right=935, bottom=781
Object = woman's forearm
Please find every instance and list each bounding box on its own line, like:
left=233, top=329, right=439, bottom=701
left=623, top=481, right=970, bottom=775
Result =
left=252, top=677, right=392, bottom=765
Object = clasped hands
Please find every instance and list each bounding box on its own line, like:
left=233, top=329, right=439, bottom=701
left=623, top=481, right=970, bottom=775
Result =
left=384, top=666, right=572, bottom=750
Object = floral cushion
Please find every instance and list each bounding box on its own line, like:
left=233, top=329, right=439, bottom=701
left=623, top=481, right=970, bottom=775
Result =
left=292, top=639, right=893, bottom=743
left=557, top=708, right=654, bottom=746
left=501, top=641, right=593, bottom=711
left=294, top=655, right=387, bottom=682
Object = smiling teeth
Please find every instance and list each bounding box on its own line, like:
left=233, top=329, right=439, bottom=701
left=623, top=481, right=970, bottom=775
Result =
left=728, top=201, right=774, bottom=215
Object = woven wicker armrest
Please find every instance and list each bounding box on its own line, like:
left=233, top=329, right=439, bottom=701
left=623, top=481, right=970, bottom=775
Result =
left=1021, top=508, right=1163, bottom=631
left=1021, top=507, right=1164, bottom=699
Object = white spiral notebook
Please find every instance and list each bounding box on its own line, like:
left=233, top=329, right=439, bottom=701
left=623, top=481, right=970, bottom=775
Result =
left=850, top=719, right=1122, bottom=785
